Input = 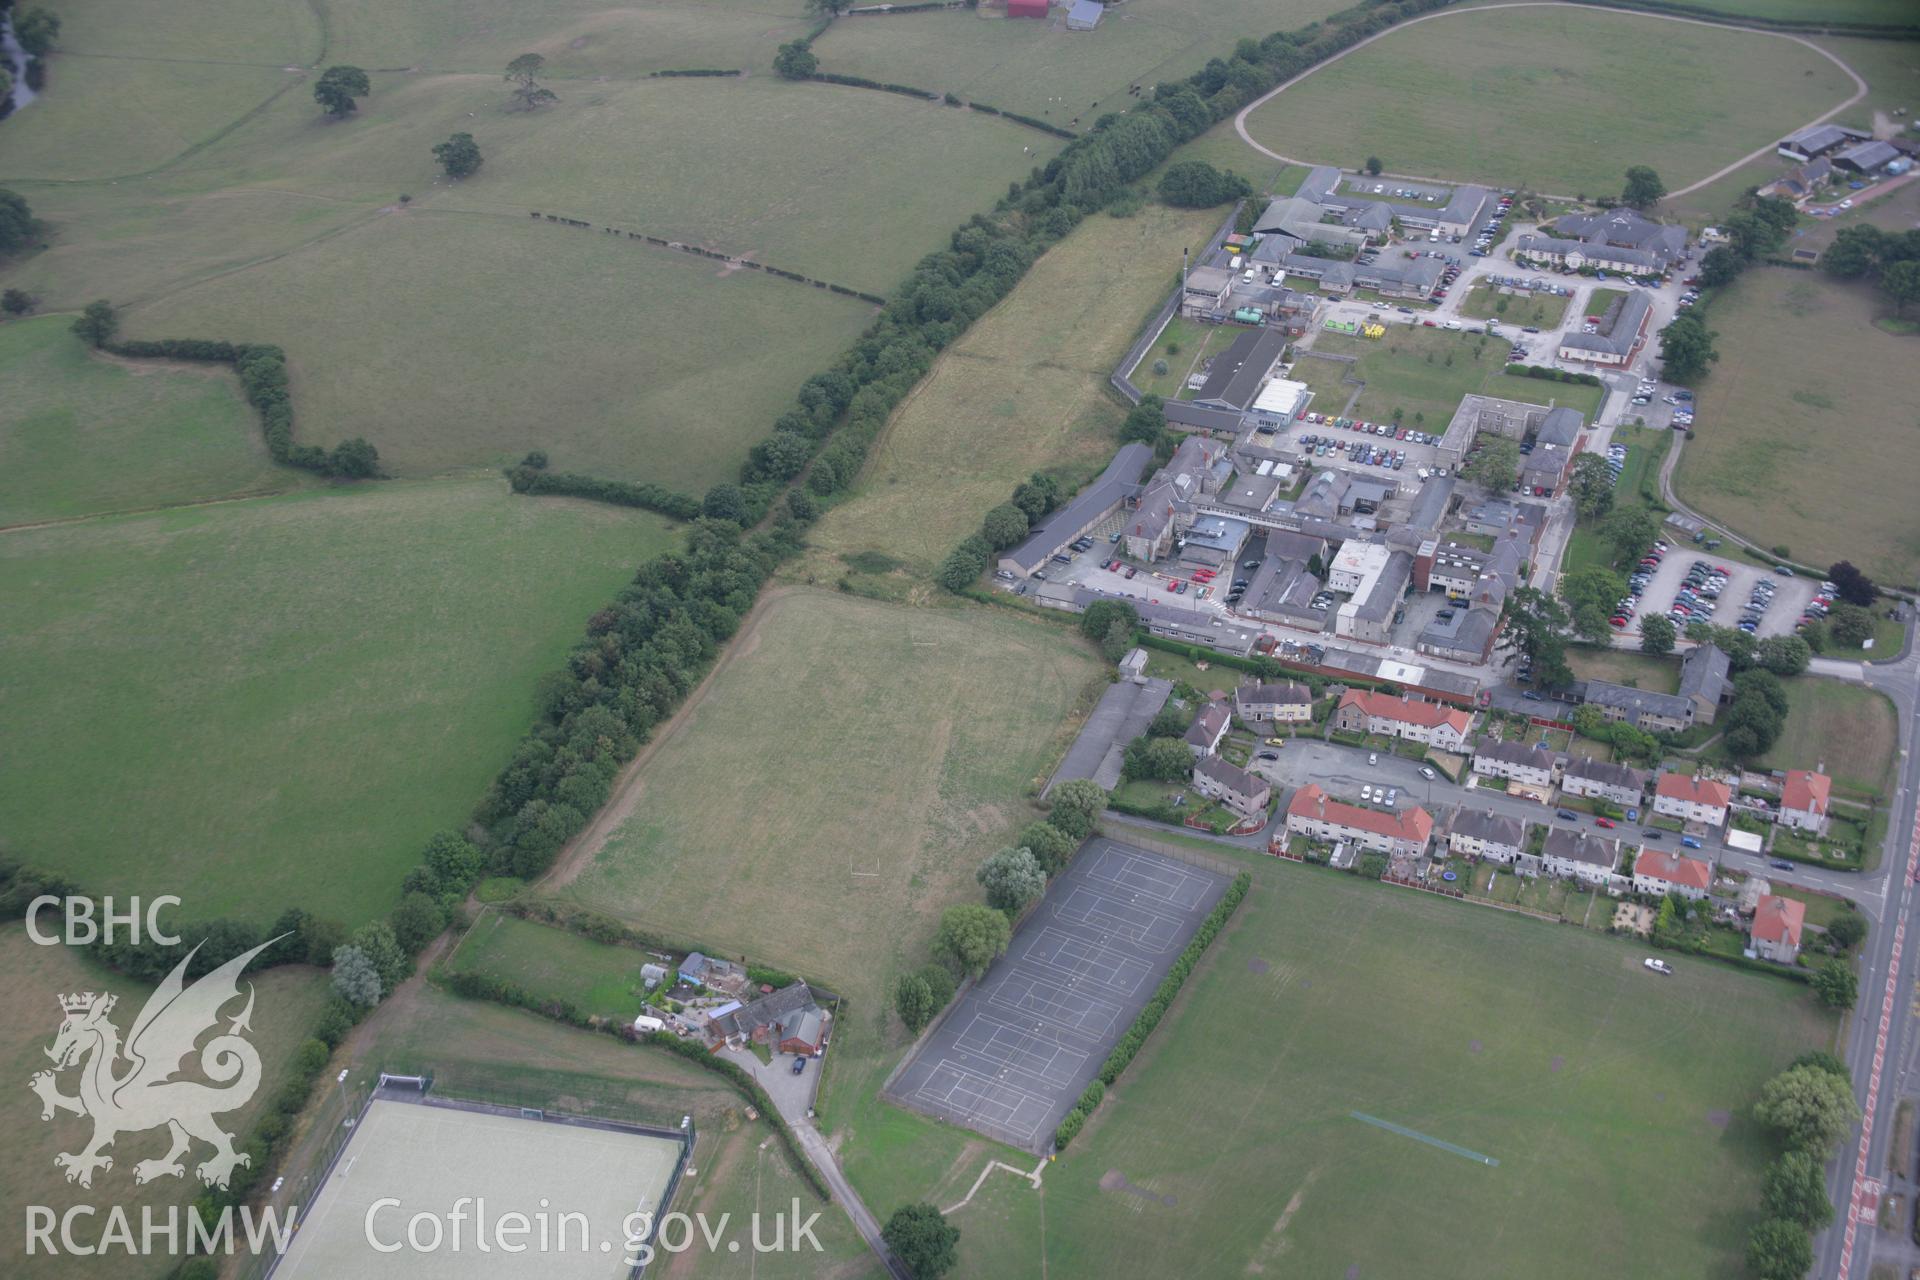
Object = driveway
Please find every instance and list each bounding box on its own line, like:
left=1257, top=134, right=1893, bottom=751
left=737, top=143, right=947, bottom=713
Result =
left=720, top=1045, right=822, bottom=1120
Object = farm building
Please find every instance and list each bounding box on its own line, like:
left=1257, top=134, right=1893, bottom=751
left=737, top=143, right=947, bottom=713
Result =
left=1066, top=0, right=1103, bottom=28
left=1006, top=0, right=1049, bottom=16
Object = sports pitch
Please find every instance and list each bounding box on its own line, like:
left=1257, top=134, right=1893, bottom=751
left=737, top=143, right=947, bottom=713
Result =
left=272, top=1094, right=685, bottom=1280
left=887, top=840, right=1227, bottom=1152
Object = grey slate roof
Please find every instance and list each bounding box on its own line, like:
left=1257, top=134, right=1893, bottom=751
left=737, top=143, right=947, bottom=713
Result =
left=1418, top=604, right=1496, bottom=657
left=1679, top=643, right=1731, bottom=706
left=1451, top=808, right=1524, bottom=848
left=1582, top=680, right=1691, bottom=722
left=1002, top=443, right=1152, bottom=573
left=1536, top=406, right=1583, bottom=448
left=710, top=982, right=821, bottom=1043
left=1475, top=737, right=1557, bottom=772
left=1194, top=328, right=1290, bottom=409
left=1542, top=828, right=1618, bottom=869
left=1407, top=475, right=1455, bottom=532
left=1560, top=290, right=1651, bottom=359
left=1194, top=753, right=1265, bottom=796
left=1562, top=755, right=1648, bottom=794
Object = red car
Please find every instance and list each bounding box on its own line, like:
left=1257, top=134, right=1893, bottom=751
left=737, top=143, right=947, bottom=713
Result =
left=1595, top=817, right=1617, bottom=829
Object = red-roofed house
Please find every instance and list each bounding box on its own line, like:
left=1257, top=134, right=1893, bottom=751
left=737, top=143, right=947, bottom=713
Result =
left=1332, top=690, right=1473, bottom=752
left=1632, top=848, right=1713, bottom=902
left=1285, top=784, right=1433, bottom=856
left=1779, top=770, right=1832, bottom=834
left=1652, top=773, right=1731, bottom=828
left=1750, top=894, right=1807, bottom=964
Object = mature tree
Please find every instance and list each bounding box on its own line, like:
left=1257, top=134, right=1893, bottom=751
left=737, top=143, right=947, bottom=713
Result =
left=893, top=972, right=935, bottom=1033
left=976, top=846, right=1046, bottom=912
left=0, top=188, right=37, bottom=259
left=936, top=535, right=990, bottom=592
left=1813, top=960, right=1858, bottom=1010
left=1568, top=453, right=1617, bottom=521
left=1755, top=1061, right=1863, bottom=1153
left=1745, top=1219, right=1813, bottom=1280
left=1792, top=1048, right=1851, bottom=1080
left=981, top=503, right=1029, bottom=551
left=350, top=919, right=412, bottom=991
left=1600, top=506, right=1660, bottom=569
left=1762, top=1150, right=1835, bottom=1230
left=405, top=829, right=485, bottom=904
left=1559, top=565, right=1628, bottom=643
left=1659, top=312, right=1718, bottom=383
left=1, top=288, right=37, bottom=316
left=1357, top=852, right=1389, bottom=880
left=1821, top=224, right=1887, bottom=279
left=1696, top=245, right=1743, bottom=289
left=882, top=1203, right=959, bottom=1280
left=505, top=53, right=559, bottom=109
left=1621, top=165, right=1666, bottom=210
left=71, top=299, right=118, bottom=347
left=702, top=483, right=748, bottom=523
left=1505, top=587, right=1573, bottom=688
left=389, top=892, right=446, bottom=953
left=313, top=65, right=371, bottom=116
left=1639, top=613, right=1676, bottom=655
left=1102, top=618, right=1132, bottom=663
left=1016, top=820, right=1075, bottom=874
left=433, top=132, right=483, bottom=178
left=1122, top=735, right=1194, bottom=783
left=1462, top=437, right=1520, bottom=492
left=1827, top=602, right=1874, bottom=649
left=1721, top=209, right=1785, bottom=262
left=917, top=961, right=957, bottom=1010
left=1827, top=910, right=1868, bottom=952
left=1828, top=561, right=1878, bottom=607
left=1047, top=778, right=1108, bottom=841
left=330, top=944, right=383, bottom=1006
left=773, top=40, right=818, bottom=80
left=327, top=437, right=380, bottom=478
left=13, top=7, right=60, bottom=57
left=1079, top=599, right=1138, bottom=644
left=1118, top=394, right=1166, bottom=446
left=934, top=905, right=1011, bottom=977
left=1364, top=156, right=1383, bottom=176
left=1756, top=634, right=1811, bottom=677
left=1157, top=160, right=1252, bottom=209
left=1880, top=259, right=1920, bottom=318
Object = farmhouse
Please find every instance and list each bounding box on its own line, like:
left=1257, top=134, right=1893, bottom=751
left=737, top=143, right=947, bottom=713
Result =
left=1653, top=773, right=1731, bottom=828
left=1334, top=688, right=1473, bottom=751
left=1540, top=828, right=1619, bottom=887
left=1449, top=809, right=1527, bottom=864
left=1184, top=702, right=1231, bottom=758
left=1000, top=443, right=1152, bottom=578
left=1557, top=291, right=1651, bottom=367
left=1285, top=783, right=1433, bottom=856
left=1471, top=738, right=1558, bottom=793
left=1778, top=122, right=1872, bottom=162
left=1779, top=769, right=1831, bottom=834
left=1235, top=680, right=1314, bottom=725
left=1560, top=756, right=1647, bottom=807
left=705, top=982, right=828, bottom=1055
left=1764, top=157, right=1834, bottom=203
left=1192, top=755, right=1272, bottom=819
left=1749, top=894, right=1806, bottom=964
left=1632, top=848, right=1713, bottom=902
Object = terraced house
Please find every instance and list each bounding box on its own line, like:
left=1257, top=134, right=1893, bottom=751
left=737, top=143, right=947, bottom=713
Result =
left=1333, top=689, right=1473, bottom=752
left=1286, top=784, right=1434, bottom=857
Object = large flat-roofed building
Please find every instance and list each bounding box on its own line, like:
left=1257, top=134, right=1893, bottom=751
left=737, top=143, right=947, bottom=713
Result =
left=1178, top=514, right=1251, bottom=570
left=1295, top=165, right=1492, bottom=238
left=1163, top=328, right=1291, bottom=434
left=1181, top=264, right=1235, bottom=318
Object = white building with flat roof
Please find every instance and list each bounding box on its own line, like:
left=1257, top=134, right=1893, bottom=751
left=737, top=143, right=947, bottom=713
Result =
left=1249, top=377, right=1312, bottom=430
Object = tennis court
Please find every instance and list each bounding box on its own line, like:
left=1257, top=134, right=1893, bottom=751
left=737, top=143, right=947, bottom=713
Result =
left=885, top=839, right=1229, bottom=1151
left=269, top=1091, right=687, bottom=1279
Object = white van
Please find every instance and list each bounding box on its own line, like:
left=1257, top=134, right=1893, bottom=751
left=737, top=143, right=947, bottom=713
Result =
left=633, top=1014, right=666, bottom=1033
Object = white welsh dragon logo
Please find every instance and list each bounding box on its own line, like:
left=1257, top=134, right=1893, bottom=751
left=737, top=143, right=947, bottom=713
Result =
left=29, top=937, right=281, bottom=1190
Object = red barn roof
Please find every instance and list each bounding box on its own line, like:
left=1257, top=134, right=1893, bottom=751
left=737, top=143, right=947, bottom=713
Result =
left=1007, top=0, right=1049, bottom=16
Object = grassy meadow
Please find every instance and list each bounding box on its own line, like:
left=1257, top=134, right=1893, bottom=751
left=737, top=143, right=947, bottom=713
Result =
left=810, top=0, right=1350, bottom=128
left=1565, top=647, right=1681, bottom=694
left=1673, top=268, right=1920, bottom=583
left=840, top=850, right=1834, bottom=1280
left=799, top=203, right=1221, bottom=581
left=1753, top=678, right=1898, bottom=796
left=0, top=315, right=308, bottom=525
left=0, top=929, right=332, bottom=1280
left=0, top=478, right=677, bottom=927
left=550, top=587, right=1100, bottom=1137
left=446, top=911, right=658, bottom=1023
left=1241, top=6, right=1854, bottom=195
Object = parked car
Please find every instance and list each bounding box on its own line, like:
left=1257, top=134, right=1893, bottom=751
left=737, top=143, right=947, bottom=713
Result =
left=1522, top=690, right=1544, bottom=701
left=1643, top=958, right=1673, bottom=975
left=1770, top=859, right=1795, bottom=871
left=1595, top=817, right=1617, bottom=829
left=1681, top=836, right=1703, bottom=849
left=1555, top=809, right=1577, bottom=821
left=792, top=1056, right=808, bottom=1075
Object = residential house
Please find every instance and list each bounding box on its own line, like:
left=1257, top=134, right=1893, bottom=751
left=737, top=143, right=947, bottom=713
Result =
left=1582, top=681, right=1695, bottom=734
left=1653, top=773, right=1731, bottom=828
left=1678, top=643, right=1732, bottom=726
left=1235, top=681, right=1314, bottom=725
left=1779, top=769, right=1832, bottom=834
left=705, top=982, right=828, bottom=1055
left=1184, top=702, right=1231, bottom=758
left=1449, top=809, right=1527, bottom=864
left=1285, top=784, right=1434, bottom=856
left=1540, top=828, right=1619, bottom=887
left=1560, top=756, right=1648, bottom=808
left=1334, top=689, right=1473, bottom=752
left=1632, top=848, right=1713, bottom=902
left=1471, top=738, right=1559, bottom=794
left=1750, top=894, right=1807, bottom=964
left=1193, top=755, right=1273, bottom=820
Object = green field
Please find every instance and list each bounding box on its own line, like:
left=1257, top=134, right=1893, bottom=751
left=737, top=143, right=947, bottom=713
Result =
left=1674, top=268, right=1920, bottom=583
left=0, top=929, right=332, bottom=1280
left=0, top=315, right=308, bottom=525
left=1242, top=6, right=1854, bottom=196
left=1684, top=0, right=1920, bottom=21
left=549, top=588, right=1100, bottom=1142
left=801, top=202, right=1221, bottom=580
left=810, top=0, right=1349, bottom=130
left=1458, top=282, right=1568, bottom=329
left=842, top=851, right=1834, bottom=1279
left=447, top=911, right=657, bottom=1023
left=1293, top=326, right=1605, bottom=431
left=0, top=478, right=677, bottom=926
left=1754, top=678, right=1899, bottom=795
left=1565, top=426, right=1670, bottom=574
left=1565, top=647, right=1681, bottom=694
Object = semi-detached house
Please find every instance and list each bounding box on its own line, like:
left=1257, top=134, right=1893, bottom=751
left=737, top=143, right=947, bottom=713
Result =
left=1193, top=755, right=1272, bottom=820
left=1632, top=848, right=1713, bottom=902
left=1448, top=809, right=1527, bottom=864
left=1334, top=689, right=1473, bottom=752
left=1779, top=769, right=1831, bottom=834
left=1471, top=738, right=1558, bottom=791
left=1559, top=756, right=1648, bottom=808
left=1540, top=828, right=1619, bottom=887
left=1653, top=773, right=1731, bottom=827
